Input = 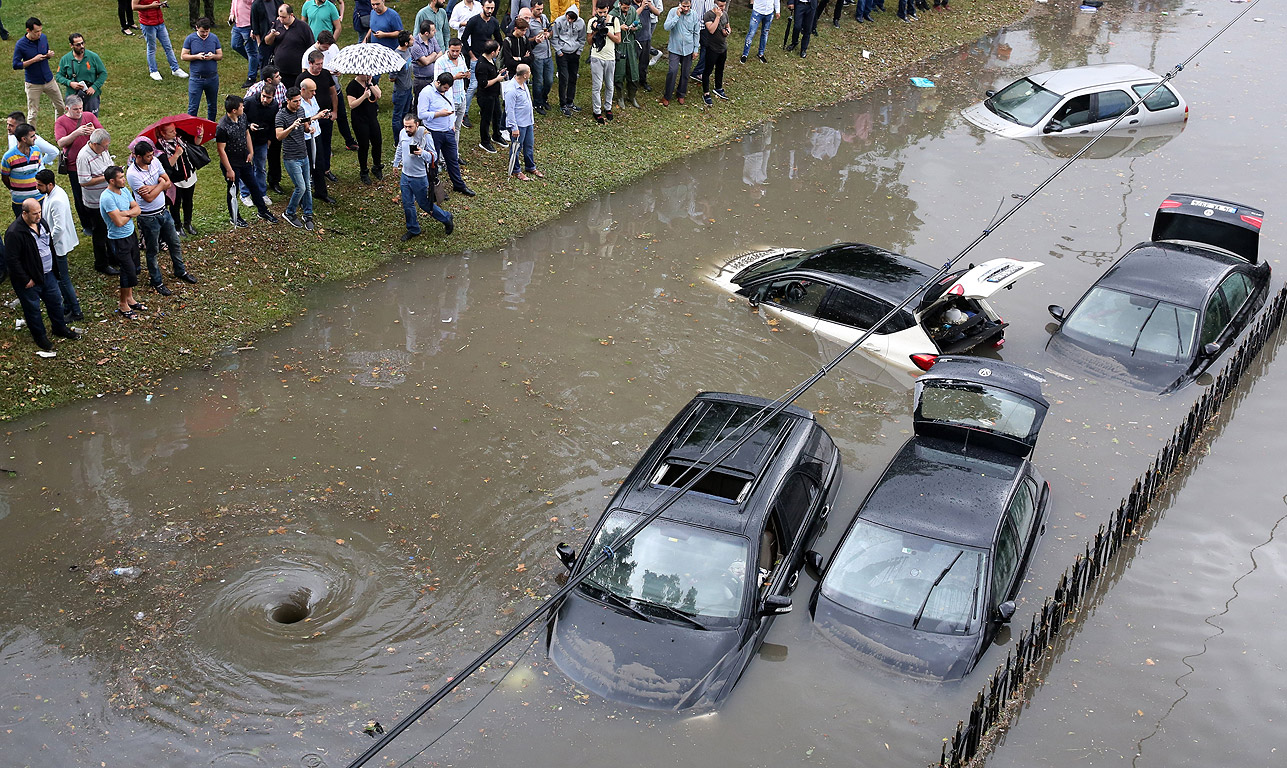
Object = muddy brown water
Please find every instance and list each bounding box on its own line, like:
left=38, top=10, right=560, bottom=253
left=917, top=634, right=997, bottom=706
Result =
left=2, top=3, right=1285, bottom=766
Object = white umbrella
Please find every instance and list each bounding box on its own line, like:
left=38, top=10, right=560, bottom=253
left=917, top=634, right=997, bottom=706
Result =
left=330, top=43, right=408, bottom=76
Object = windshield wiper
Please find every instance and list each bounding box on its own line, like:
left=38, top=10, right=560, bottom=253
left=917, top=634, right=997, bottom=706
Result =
left=638, top=599, right=709, bottom=631
left=912, top=551, right=964, bottom=630
left=585, top=583, right=654, bottom=623
left=987, top=101, right=1019, bottom=122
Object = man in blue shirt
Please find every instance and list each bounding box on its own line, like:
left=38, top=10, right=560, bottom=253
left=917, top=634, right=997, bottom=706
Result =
left=12, top=17, right=66, bottom=125
left=418, top=71, right=474, bottom=198
left=99, top=165, right=145, bottom=318
left=393, top=113, right=453, bottom=241
left=367, top=0, right=402, bottom=48
left=182, top=18, right=223, bottom=120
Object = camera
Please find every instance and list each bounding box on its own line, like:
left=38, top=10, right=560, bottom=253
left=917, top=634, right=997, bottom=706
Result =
left=590, top=19, right=609, bottom=51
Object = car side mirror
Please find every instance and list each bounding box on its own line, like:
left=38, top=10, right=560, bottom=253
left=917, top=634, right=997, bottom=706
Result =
left=1042, top=120, right=1063, bottom=135
left=1202, top=342, right=1220, bottom=358
left=996, top=600, right=1016, bottom=623
left=759, top=594, right=792, bottom=616
left=556, top=542, right=577, bottom=572
left=1047, top=305, right=1065, bottom=323
left=984, top=90, right=996, bottom=98
left=804, top=550, right=824, bottom=578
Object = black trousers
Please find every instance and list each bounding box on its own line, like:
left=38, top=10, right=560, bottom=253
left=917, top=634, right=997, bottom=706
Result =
left=189, top=0, right=215, bottom=26
left=268, top=137, right=282, bottom=187
left=636, top=38, right=652, bottom=87
left=313, top=119, right=333, bottom=197
left=478, top=91, right=503, bottom=145
left=556, top=52, right=580, bottom=107
left=66, top=169, right=97, bottom=232
left=352, top=110, right=383, bottom=173
left=168, top=184, right=195, bottom=228
left=701, top=46, right=726, bottom=94
left=87, top=207, right=111, bottom=272
left=118, top=0, right=135, bottom=30
left=334, top=90, right=356, bottom=145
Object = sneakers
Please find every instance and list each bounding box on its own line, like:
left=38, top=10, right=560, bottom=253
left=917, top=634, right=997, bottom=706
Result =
left=689, top=72, right=701, bottom=83
left=604, top=110, right=613, bottom=121
left=153, top=283, right=173, bottom=296
left=758, top=53, right=768, bottom=63
left=494, top=135, right=509, bottom=146
left=714, top=89, right=730, bottom=101
left=593, top=113, right=605, bottom=124
left=283, top=212, right=305, bottom=229
left=561, top=106, right=572, bottom=116
left=172, top=68, right=189, bottom=78
left=739, top=54, right=747, bottom=63
left=372, top=165, right=384, bottom=181
left=233, top=217, right=251, bottom=229
left=703, top=93, right=713, bottom=106
left=258, top=210, right=278, bottom=224
left=479, top=142, right=497, bottom=154
left=239, top=194, right=254, bottom=207
left=304, top=217, right=315, bottom=231
left=150, top=71, right=163, bottom=81
left=361, top=170, right=373, bottom=184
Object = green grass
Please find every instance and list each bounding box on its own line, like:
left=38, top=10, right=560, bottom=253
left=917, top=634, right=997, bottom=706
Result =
left=0, top=0, right=1031, bottom=419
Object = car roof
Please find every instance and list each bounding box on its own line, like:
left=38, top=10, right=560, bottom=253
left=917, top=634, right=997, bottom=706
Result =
left=618, top=393, right=817, bottom=537
left=755, top=243, right=941, bottom=306
left=1099, top=241, right=1239, bottom=308
left=860, top=436, right=1022, bottom=550
left=1028, top=63, right=1161, bottom=94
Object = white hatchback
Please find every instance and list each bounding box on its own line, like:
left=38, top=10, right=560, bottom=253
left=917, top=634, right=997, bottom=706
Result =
left=962, top=63, right=1187, bottom=139
left=710, top=244, right=1043, bottom=374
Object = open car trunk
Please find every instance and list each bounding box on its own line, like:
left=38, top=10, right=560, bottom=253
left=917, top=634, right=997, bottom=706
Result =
left=915, top=258, right=1043, bottom=353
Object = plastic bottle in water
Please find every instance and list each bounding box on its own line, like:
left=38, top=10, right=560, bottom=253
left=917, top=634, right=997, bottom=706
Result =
left=111, top=567, right=142, bottom=580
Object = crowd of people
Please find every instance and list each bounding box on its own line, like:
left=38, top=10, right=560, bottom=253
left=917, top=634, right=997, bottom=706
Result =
left=2, top=0, right=937, bottom=357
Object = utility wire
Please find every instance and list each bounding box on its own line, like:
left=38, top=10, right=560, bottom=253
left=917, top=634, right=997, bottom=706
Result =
left=345, top=4, right=1261, bottom=766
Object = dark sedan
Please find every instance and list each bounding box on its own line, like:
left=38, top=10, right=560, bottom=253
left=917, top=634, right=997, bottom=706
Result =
left=1046, top=193, right=1271, bottom=393
left=809, top=357, right=1051, bottom=680
left=548, top=392, right=842, bottom=711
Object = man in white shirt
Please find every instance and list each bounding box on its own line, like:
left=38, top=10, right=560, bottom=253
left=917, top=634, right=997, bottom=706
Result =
left=740, top=0, right=778, bottom=63
left=5, top=111, right=59, bottom=161
left=432, top=37, right=469, bottom=132
left=449, top=0, right=482, bottom=39
left=125, top=139, right=197, bottom=296
left=35, top=169, right=83, bottom=321
left=302, top=30, right=359, bottom=149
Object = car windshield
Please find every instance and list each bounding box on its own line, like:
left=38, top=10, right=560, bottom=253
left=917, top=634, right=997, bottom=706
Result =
left=918, top=382, right=1040, bottom=442
left=1063, top=286, right=1198, bottom=359
left=821, top=521, right=983, bottom=635
left=583, top=510, right=750, bottom=620
left=987, top=78, right=1062, bottom=127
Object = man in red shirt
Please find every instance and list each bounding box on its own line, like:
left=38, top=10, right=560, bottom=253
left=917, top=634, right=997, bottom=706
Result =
left=53, top=95, right=103, bottom=232
left=132, top=0, right=189, bottom=80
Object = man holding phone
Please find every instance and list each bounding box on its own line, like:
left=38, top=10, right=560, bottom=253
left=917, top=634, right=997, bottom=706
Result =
left=274, top=86, right=314, bottom=229
left=393, top=113, right=453, bottom=241
left=182, top=17, right=223, bottom=120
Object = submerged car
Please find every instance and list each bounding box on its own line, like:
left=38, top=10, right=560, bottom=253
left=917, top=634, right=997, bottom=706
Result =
left=808, top=357, right=1051, bottom=680
left=1046, top=193, right=1271, bottom=393
left=962, top=63, right=1187, bottom=139
left=548, top=392, right=841, bottom=711
left=711, top=244, right=1042, bottom=374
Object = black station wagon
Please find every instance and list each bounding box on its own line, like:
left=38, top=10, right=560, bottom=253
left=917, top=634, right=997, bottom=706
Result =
left=809, top=357, right=1051, bottom=680
left=548, top=392, right=842, bottom=710
left=1046, top=193, right=1271, bottom=393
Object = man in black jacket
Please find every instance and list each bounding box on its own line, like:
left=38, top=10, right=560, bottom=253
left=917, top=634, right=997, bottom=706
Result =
left=4, top=199, right=80, bottom=355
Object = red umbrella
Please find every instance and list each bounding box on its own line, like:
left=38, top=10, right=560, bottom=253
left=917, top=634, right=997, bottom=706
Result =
left=135, top=114, right=219, bottom=147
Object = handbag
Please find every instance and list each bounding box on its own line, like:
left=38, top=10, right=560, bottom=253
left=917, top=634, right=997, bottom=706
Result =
left=183, top=141, right=212, bottom=172
left=431, top=164, right=448, bottom=204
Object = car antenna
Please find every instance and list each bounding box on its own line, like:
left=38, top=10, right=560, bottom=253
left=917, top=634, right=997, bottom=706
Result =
left=342, top=4, right=1265, bottom=765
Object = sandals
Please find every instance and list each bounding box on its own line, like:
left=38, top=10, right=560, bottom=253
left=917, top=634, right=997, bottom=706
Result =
left=116, top=308, right=139, bottom=320
left=129, top=302, right=149, bottom=312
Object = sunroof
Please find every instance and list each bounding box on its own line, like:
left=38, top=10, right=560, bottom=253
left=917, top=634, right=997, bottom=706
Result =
left=651, top=462, right=750, bottom=503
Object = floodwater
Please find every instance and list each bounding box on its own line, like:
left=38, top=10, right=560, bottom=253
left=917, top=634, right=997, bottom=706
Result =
left=2, top=2, right=1284, bottom=767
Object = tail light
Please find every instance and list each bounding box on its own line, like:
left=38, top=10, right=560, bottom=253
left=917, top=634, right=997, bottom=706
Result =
left=910, top=353, right=938, bottom=371
left=992, top=338, right=1005, bottom=349
left=1184, top=104, right=1189, bottom=122
left=1241, top=214, right=1263, bottom=229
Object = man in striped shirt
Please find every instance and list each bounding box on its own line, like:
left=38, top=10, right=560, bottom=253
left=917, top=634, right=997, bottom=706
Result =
left=1, top=123, right=47, bottom=218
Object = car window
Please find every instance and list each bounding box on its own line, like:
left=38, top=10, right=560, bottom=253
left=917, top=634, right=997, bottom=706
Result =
left=1131, top=83, right=1180, bottom=111
left=771, top=472, right=818, bottom=538
left=735, top=251, right=813, bottom=283
left=816, top=287, right=894, bottom=331
left=821, top=521, right=983, bottom=635
left=1218, top=272, right=1252, bottom=317
left=1006, top=477, right=1039, bottom=542
left=990, top=521, right=1020, bottom=607
left=751, top=278, right=829, bottom=318
left=1200, top=290, right=1232, bottom=347
left=987, top=77, right=1062, bottom=127
left=917, top=381, right=1041, bottom=442
left=1093, top=90, right=1135, bottom=121
left=1063, top=286, right=1199, bottom=359
left=585, top=511, right=751, bottom=620
left=1054, top=95, right=1093, bottom=128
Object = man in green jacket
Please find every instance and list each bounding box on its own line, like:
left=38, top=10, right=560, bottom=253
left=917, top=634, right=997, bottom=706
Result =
left=56, top=33, right=107, bottom=114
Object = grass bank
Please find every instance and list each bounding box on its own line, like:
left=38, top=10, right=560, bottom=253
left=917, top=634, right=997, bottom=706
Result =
left=1, top=0, right=1031, bottom=419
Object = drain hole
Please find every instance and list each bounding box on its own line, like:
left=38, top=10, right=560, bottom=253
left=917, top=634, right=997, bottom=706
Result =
left=270, top=589, right=312, bottom=625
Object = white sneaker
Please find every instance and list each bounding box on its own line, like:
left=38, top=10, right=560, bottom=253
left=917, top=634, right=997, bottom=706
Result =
left=239, top=194, right=253, bottom=207
left=172, top=68, right=188, bottom=78
left=262, top=194, right=272, bottom=205
left=150, top=71, right=163, bottom=81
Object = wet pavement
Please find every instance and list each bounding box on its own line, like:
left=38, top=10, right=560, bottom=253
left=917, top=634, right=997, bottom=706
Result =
left=2, top=1, right=1285, bottom=766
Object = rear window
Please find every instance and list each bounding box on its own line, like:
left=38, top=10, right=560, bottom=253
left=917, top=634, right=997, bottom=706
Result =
left=917, top=381, right=1041, bottom=442
left=1132, top=83, right=1180, bottom=111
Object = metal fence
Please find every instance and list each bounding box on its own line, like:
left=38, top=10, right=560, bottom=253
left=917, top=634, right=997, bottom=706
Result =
left=938, top=283, right=1287, bottom=768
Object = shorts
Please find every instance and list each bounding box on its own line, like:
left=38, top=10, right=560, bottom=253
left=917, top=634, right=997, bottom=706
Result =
left=109, top=232, right=142, bottom=289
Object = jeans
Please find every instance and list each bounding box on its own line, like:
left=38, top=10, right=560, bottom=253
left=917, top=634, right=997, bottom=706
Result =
left=283, top=156, right=313, bottom=218
left=392, top=87, right=414, bottom=139
left=898, top=0, right=914, bottom=17
left=142, top=22, right=181, bottom=73
left=430, top=128, right=466, bottom=191
left=509, top=124, right=534, bottom=173
left=743, top=11, right=774, bottom=58
left=136, top=209, right=187, bottom=286
left=556, top=52, right=580, bottom=107
left=399, top=173, right=452, bottom=234
left=791, top=3, right=817, bottom=56
left=465, top=59, right=479, bottom=119
left=53, top=252, right=81, bottom=318
left=589, top=57, right=615, bottom=114
left=240, top=140, right=269, bottom=198
left=227, top=161, right=270, bottom=221
left=854, top=0, right=874, bottom=19
left=532, top=56, right=554, bottom=108
left=188, top=75, right=220, bottom=120
left=230, top=25, right=260, bottom=81
left=664, top=50, right=692, bottom=100
left=15, top=271, right=67, bottom=345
